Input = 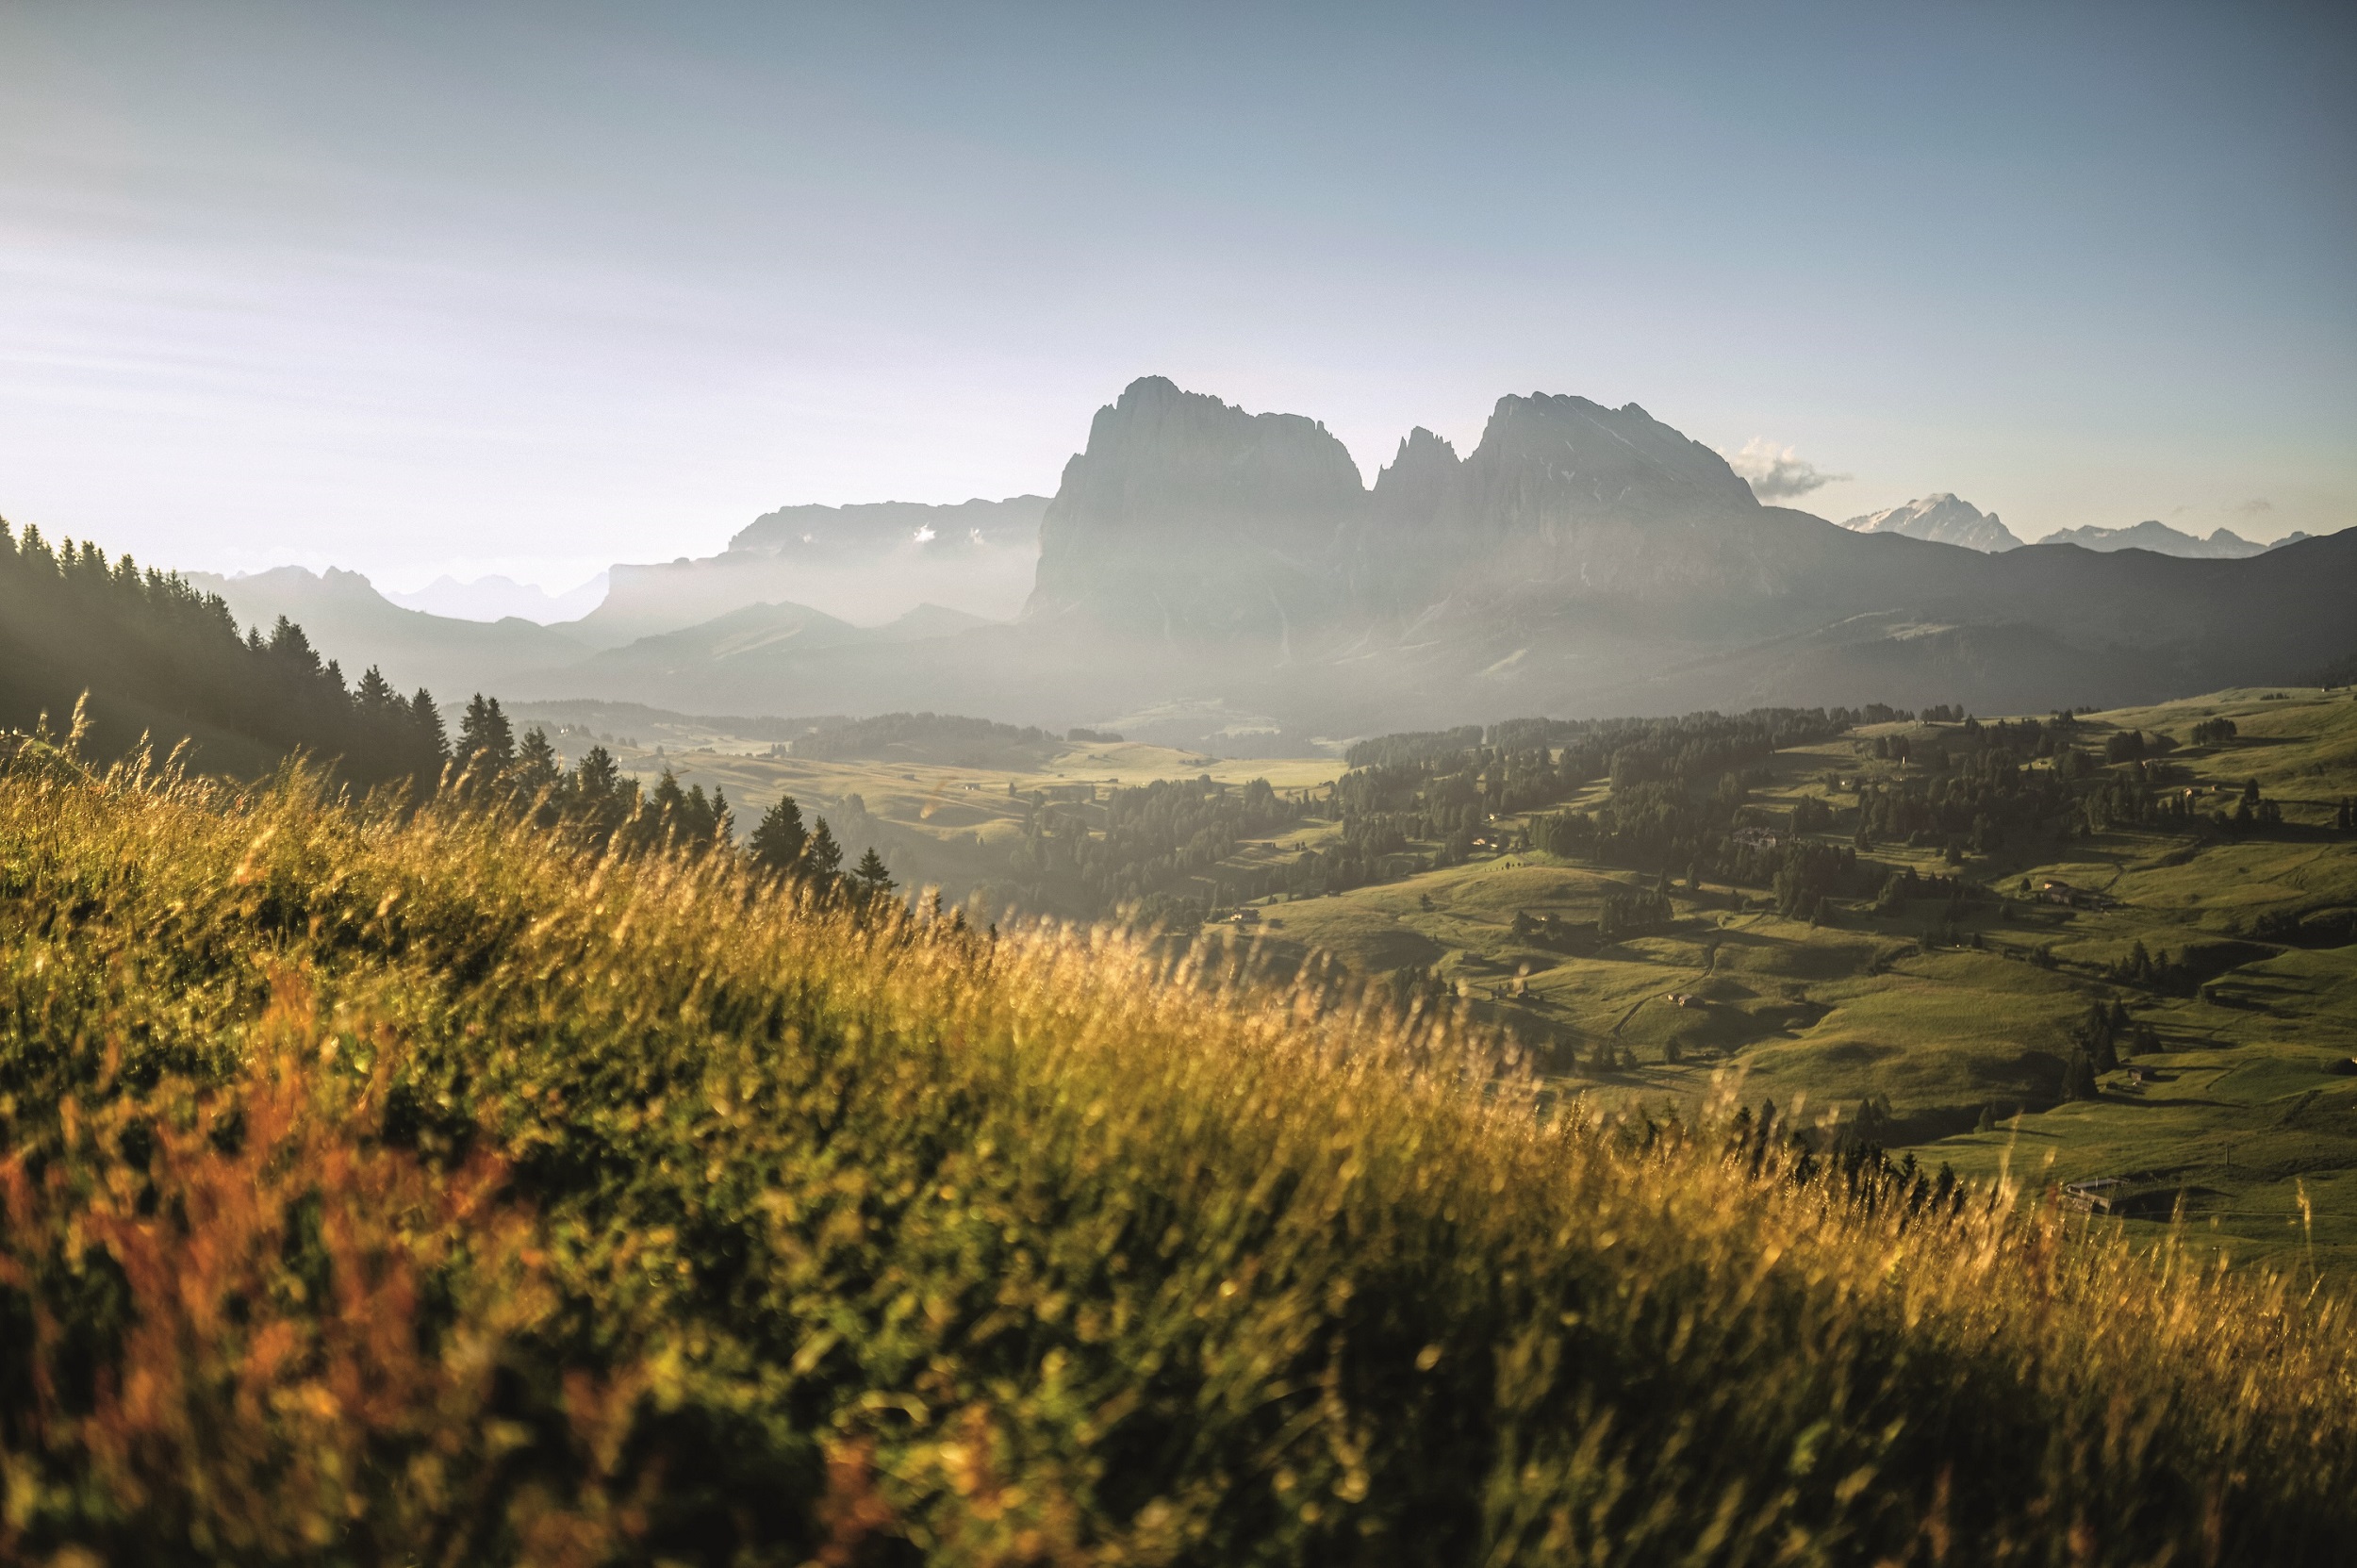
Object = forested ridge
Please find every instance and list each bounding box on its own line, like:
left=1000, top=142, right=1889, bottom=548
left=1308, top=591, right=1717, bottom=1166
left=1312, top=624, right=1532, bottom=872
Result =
left=0, top=518, right=444, bottom=783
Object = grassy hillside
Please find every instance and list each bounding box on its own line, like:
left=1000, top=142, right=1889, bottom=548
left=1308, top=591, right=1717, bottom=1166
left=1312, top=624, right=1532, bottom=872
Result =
left=2, top=742, right=2355, bottom=1562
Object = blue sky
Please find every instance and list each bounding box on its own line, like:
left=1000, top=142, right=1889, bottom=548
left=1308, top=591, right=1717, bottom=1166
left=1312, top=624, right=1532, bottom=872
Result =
left=1, top=0, right=2350, bottom=589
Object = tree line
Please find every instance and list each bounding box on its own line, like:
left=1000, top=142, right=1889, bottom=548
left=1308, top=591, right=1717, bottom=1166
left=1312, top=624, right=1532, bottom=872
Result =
left=440, top=695, right=901, bottom=905
left=0, top=518, right=443, bottom=784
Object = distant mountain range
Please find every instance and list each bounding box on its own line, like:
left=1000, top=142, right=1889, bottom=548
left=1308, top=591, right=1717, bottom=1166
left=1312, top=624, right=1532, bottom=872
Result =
left=2033, top=520, right=2305, bottom=558
left=571, top=497, right=1047, bottom=647
left=180, top=377, right=2353, bottom=748
left=1834, top=500, right=2309, bottom=560
left=385, top=571, right=608, bottom=623
left=186, top=566, right=592, bottom=698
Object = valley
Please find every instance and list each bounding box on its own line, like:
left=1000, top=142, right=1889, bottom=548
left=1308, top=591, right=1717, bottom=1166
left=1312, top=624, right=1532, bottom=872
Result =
left=587, top=686, right=2357, bottom=1271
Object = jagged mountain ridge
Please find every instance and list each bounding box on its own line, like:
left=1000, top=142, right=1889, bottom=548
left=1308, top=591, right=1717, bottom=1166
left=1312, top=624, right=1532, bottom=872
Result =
left=526, top=376, right=2354, bottom=739
left=173, top=377, right=2357, bottom=746
left=2033, top=520, right=2301, bottom=558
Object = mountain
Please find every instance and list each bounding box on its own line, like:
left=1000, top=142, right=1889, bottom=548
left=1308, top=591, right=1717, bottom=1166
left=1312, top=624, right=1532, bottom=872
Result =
left=2031, top=520, right=2291, bottom=558
left=385, top=571, right=608, bottom=623
left=150, top=378, right=2357, bottom=748
left=1025, top=376, right=1363, bottom=639
left=187, top=566, right=590, bottom=698
left=1841, top=493, right=2021, bottom=552
left=542, top=376, right=2356, bottom=745
left=570, top=496, right=1047, bottom=648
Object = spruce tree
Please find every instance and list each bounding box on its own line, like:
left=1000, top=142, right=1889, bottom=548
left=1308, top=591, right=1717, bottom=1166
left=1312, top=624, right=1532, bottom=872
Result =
left=353, top=665, right=398, bottom=718
left=409, top=690, right=447, bottom=768
left=804, top=818, right=844, bottom=886
left=456, top=693, right=514, bottom=774
left=511, top=727, right=562, bottom=801
left=850, top=847, right=895, bottom=900
left=750, top=793, right=810, bottom=874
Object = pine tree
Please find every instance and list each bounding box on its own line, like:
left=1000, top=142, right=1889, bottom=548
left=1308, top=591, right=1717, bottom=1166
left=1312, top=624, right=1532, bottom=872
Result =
left=1974, top=1104, right=1995, bottom=1133
left=511, top=727, right=562, bottom=801
left=804, top=818, right=844, bottom=886
left=850, top=847, right=895, bottom=900
left=353, top=665, right=398, bottom=718
left=456, top=693, right=514, bottom=775
left=2063, top=1049, right=2101, bottom=1100
left=750, top=793, right=810, bottom=874
left=409, top=690, right=447, bottom=768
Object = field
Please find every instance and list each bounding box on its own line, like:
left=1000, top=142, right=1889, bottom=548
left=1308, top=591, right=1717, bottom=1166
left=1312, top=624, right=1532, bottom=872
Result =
left=556, top=691, right=2357, bottom=1275
left=2, top=741, right=2354, bottom=1563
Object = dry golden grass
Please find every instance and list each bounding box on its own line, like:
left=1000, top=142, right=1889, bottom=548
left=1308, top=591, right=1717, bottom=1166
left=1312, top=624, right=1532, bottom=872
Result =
left=0, top=745, right=2351, bottom=1564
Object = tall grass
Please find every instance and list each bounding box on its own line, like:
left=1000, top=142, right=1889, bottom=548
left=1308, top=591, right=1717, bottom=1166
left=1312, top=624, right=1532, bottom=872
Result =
left=0, top=751, right=2351, bottom=1565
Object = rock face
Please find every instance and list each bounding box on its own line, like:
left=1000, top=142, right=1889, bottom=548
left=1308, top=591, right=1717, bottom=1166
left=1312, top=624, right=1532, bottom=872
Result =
left=2034, top=520, right=2273, bottom=558
left=1024, top=376, right=1365, bottom=639
left=1030, top=382, right=1804, bottom=635
left=1843, top=494, right=2021, bottom=552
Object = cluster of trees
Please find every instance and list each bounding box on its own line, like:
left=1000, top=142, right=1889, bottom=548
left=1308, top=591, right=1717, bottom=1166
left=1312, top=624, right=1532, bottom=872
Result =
left=443, top=695, right=898, bottom=903
left=2189, top=717, right=2239, bottom=747
left=2103, top=728, right=2178, bottom=763
left=1772, top=842, right=1870, bottom=921
left=795, top=711, right=1062, bottom=767
left=0, top=519, right=444, bottom=784
left=998, top=775, right=1304, bottom=918
left=1597, top=885, right=1676, bottom=941
left=2061, top=1000, right=2156, bottom=1098
left=1376, top=711, right=1860, bottom=883
left=2102, top=938, right=2206, bottom=994
left=1334, top=746, right=1579, bottom=867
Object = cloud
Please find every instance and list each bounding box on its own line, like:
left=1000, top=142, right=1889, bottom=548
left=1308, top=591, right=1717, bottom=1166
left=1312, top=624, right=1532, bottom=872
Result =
left=2233, top=497, right=2272, bottom=515
left=1723, top=437, right=1850, bottom=501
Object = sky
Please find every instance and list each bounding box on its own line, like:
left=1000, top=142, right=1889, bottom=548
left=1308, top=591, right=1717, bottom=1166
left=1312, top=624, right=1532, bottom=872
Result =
left=2, top=0, right=2351, bottom=592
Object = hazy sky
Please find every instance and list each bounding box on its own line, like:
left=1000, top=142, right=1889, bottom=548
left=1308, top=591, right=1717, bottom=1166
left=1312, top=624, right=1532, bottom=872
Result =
left=3, top=1, right=2351, bottom=590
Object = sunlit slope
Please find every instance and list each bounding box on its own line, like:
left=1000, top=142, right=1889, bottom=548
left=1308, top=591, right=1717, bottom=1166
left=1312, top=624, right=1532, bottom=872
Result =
left=1, top=754, right=2353, bottom=1562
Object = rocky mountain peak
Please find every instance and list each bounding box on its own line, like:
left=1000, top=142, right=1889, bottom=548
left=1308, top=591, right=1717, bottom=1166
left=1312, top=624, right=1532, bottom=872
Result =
left=1459, top=393, right=1761, bottom=528
left=1843, top=493, right=2021, bottom=552
left=1025, top=376, right=1367, bottom=634
left=1370, top=426, right=1461, bottom=523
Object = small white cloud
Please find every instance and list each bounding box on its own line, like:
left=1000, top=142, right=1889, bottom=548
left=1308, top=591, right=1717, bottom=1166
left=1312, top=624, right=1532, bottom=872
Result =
left=1724, top=437, right=1850, bottom=501
left=2233, top=497, right=2272, bottom=515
